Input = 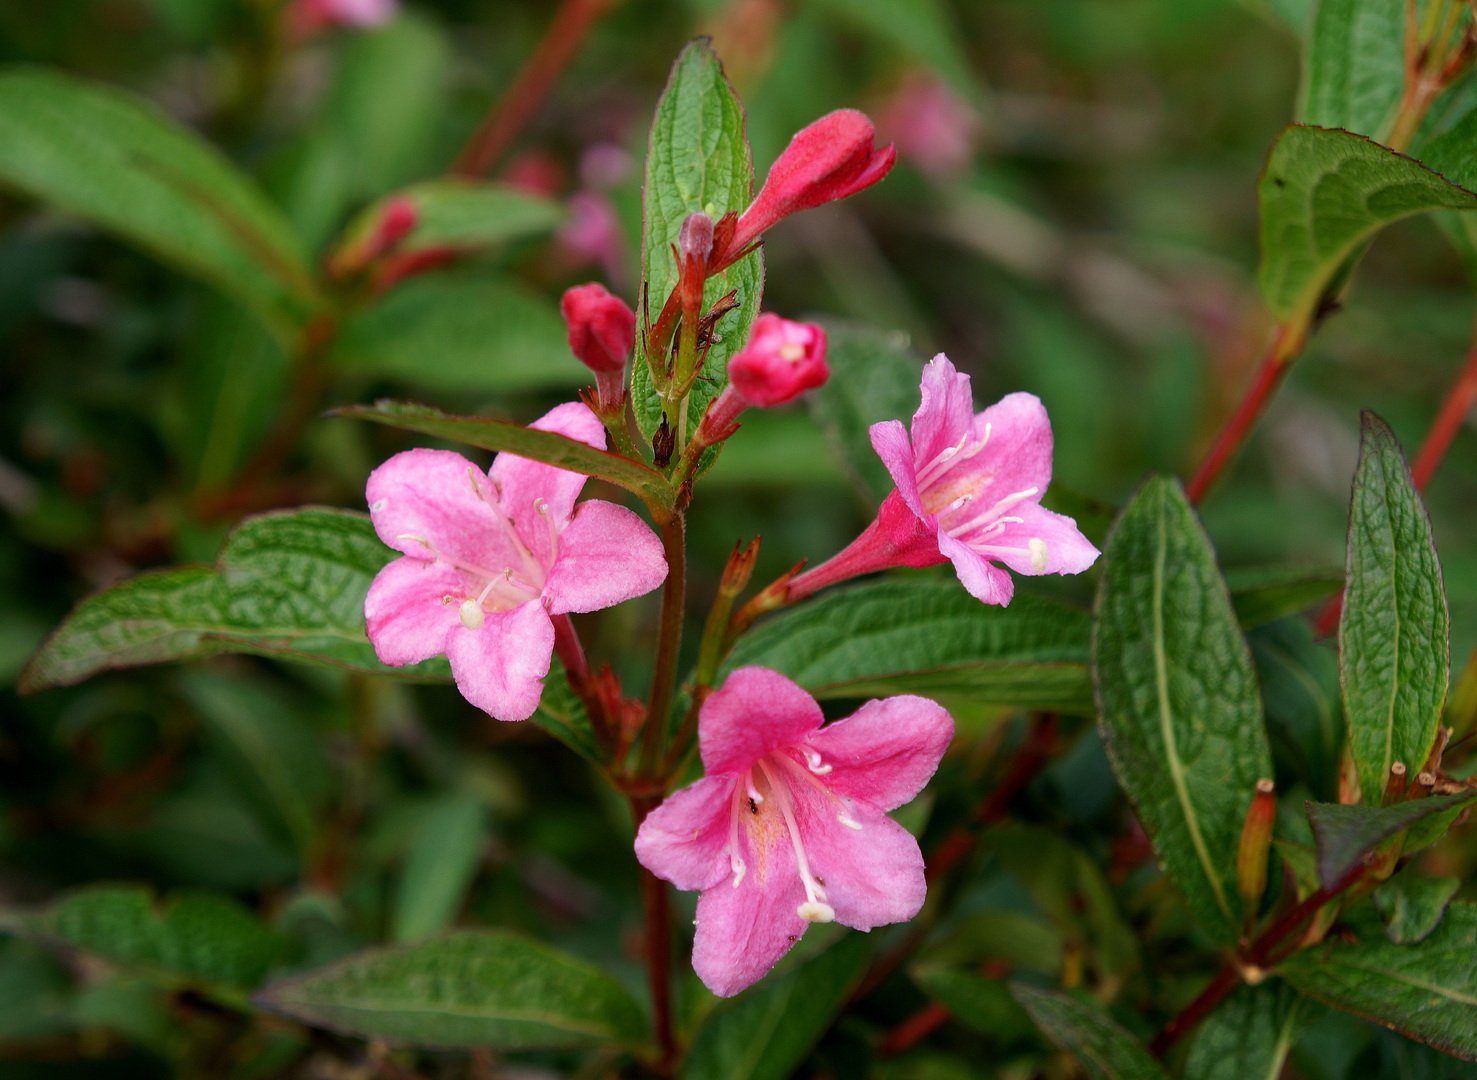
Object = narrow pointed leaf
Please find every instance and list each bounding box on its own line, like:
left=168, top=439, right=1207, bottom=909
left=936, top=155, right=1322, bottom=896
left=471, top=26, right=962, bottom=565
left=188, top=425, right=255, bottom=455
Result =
left=631, top=39, right=763, bottom=448
left=1340, top=412, right=1450, bottom=801
left=1011, top=983, right=1169, bottom=1080
left=332, top=401, right=672, bottom=507
left=727, top=580, right=1092, bottom=712
left=391, top=793, right=489, bottom=943
left=1258, top=126, right=1477, bottom=331
left=684, top=935, right=869, bottom=1080
left=0, top=67, right=318, bottom=338
left=19, top=508, right=449, bottom=691
left=1092, top=477, right=1273, bottom=943
left=1183, top=983, right=1311, bottom=1080
left=1225, top=565, right=1344, bottom=630
left=1374, top=873, right=1462, bottom=944
left=1278, top=903, right=1477, bottom=1061
left=330, top=180, right=562, bottom=265
left=256, top=931, right=648, bottom=1050
left=1306, top=792, right=1477, bottom=890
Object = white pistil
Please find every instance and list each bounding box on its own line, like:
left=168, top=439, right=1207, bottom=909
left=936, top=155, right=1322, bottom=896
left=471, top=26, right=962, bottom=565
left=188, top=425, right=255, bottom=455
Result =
left=943, top=485, right=1039, bottom=540
left=838, top=813, right=863, bottom=831
left=803, top=749, right=832, bottom=775
left=756, top=759, right=835, bottom=924
left=1029, top=537, right=1049, bottom=572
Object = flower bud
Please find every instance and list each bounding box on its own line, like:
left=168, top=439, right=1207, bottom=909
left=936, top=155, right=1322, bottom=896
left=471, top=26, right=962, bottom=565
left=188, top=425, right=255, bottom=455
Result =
left=1236, top=778, right=1276, bottom=922
left=292, top=0, right=397, bottom=35
left=726, top=110, right=895, bottom=257
left=728, top=315, right=828, bottom=407
left=679, top=211, right=714, bottom=264
left=560, top=283, right=636, bottom=375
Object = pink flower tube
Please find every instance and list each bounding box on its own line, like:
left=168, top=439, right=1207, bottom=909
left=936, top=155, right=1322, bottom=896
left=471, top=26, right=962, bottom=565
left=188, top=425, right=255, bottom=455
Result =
left=635, top=667, right=952, bottom=996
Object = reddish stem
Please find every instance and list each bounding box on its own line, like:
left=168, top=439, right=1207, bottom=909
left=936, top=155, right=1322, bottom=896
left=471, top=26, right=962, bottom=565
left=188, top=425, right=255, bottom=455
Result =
left=450, top=0, right=613, bottom=179
left=878, top=1001, right=952, bottom=1057
left=1186, top=335, right=1295, bottom=506
left=630, top=795, right=677, bottom=1075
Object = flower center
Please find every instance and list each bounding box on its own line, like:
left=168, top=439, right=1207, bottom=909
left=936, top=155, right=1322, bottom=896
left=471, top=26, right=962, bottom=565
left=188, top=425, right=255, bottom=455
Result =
left=913, top=427, right=1050, bottom=571
left=725, top=747, right=864, bottom=924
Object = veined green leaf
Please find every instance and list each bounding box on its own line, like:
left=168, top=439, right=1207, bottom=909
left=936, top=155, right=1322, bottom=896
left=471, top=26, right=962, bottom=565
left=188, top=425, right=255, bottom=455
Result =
left=25, top=885, right=286, bottom=991
left=19, top=508, right=447, bottom=691
left=727, top=580, right=1093, bottom=713
left=330, top=276, right=587, bottom=394
left=1257, top=126, right=1477, bottom=332
left=1092, top=477, right=1272, bottom=944
left=1299, top=0, right=1405, bottom=138
left=684, top=935, right=869, bottom=1080
left=1340, top=412, right=1450, bottom=801
left=0, top=66, right=318, bottom=338
left=1011, top=983, right=1169, bottom=1080
left=1278, top=903, right=1477, bottom=1061
left=1183, top=983, right=1311, bottom=1080
left=911, top=968, right=1035, bottom=1041
left=333, top=401, right=673, bottom=508
left=257, top=931, right=648, bottom=1050
left=1306, top=792, right=1477, bottom=890
left=1374, top=872, right=1462, bottom=944
left=1225, top=564, right=1344, bottom=630
left=631, top=39, right=763, bottom=450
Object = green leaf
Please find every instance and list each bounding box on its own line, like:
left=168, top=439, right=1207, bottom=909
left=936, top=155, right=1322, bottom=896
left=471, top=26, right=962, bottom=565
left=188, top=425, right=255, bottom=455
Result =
left=532, top=662, right=604, bottom=764
left=1010, top=983, right=1169, bottom=1080
left=27, top=886, right=286, bottom=990
left=1374, top=872, right=1462, bottom=944
left=1305, top=792, right=1477, bottom=890
left=331, top=276, right=587, bottom=394
left=1182, top=983, right=1310, bottom=1080
left=911, top=968, right=1035, bottom=1042
left=256, top=931, right=648, bottom=1050
left=798, top=0, right=979, bottom=105
left=391, top=793, right=488, bottom=943
left=1257, top=126, right=1477, bottom=331
left=331, top=181, right=562, bottom=265
left=1278, top=902, right=1477, bottom=1061
left=1092, top=477, right=1273, bottom=944
left=0, top=67, right=318, bottom=339
left=1299, top=0, right=1405, bottom=137
left=1250, top=619, right=1343, bottom=802
left=727, top=580, right=1093, bottom=713
left=1226, top=564, right=1344, bottom=630
left=19, top=508, right=447, bottom=692
left=683, top=935, right=869, bottom=1080
left=805, top=320, right=924, bottom=502
left=1340, top=412, right=1450, bottom=801
left=631, top=39, right=763, bottom=449
left=332, top=401, right=673, bottom=508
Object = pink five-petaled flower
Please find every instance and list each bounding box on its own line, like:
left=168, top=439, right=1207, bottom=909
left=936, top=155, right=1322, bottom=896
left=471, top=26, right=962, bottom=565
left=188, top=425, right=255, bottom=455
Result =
left=718, top=110, right=896, bottom=266
left=634, top=667, right=953, bottom=997
left=364, top=403, right=667, bottom=722
left=787, top=354, right=1100, bottom=607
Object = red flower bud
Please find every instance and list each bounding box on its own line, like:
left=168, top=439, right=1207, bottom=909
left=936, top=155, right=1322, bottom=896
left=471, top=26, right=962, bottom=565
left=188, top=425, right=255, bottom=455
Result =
left=728, top=315, right=829, bottom=407
left=561, top=283, right=636, bottom=375
left=727, top=110, right=895, bottom=256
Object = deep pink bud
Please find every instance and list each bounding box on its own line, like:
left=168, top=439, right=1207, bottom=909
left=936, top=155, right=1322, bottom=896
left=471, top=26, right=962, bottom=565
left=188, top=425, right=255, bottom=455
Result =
left=679, top=211, right=715, bottom=264
left=729, top=315, right=829, bottom=407
left=561, top=283, right=636, bottom=375
left=728, top=110, right=895, bottom=255
left=374, top=197, right=419, bottom=252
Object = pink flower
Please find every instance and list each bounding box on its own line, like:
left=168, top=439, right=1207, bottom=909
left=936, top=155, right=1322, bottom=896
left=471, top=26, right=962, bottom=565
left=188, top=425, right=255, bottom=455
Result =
left=729, top=315, right=829, bottom=407
left=560, top=283, right=635, bottom=375
left=788, top=355, right=1099, bottom=606
left=292, top=0, right=396, bottom=34
left=719, top=110, right=896, bottom=265
left=878, top=75, right=978, bottom=178
left=635, top=667, right=953, bottom=997
left=364, top=403, right=667, bottom=722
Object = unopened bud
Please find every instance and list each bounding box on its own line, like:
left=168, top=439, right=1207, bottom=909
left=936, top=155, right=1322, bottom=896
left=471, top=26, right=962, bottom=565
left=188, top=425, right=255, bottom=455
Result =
left=561, top=283, right=635, bottom=375
left=375, top=196, right=419, bottom=252
left=723, top=109, right=895, bottom=262
left=728, top=314, right=829, bottom=408
left=679, top=212, right=714, bottom=264
left=1236, top=778, right=1276, bottom=922
left=720, top=537, right=761, bottom=598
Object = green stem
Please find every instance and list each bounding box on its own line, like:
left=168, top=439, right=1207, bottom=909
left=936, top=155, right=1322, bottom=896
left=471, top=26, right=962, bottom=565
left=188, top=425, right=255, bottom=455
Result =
left=640, top=514, right=687, bottom=777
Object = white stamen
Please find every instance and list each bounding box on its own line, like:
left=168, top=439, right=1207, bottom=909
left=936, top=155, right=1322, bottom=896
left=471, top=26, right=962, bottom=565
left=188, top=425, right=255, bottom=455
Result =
left=797, top=901, right=836, bottom=923
left=745, top=775, right=764, bottom=805
left=943, top=486, right=1039, bottom=539
left=458, top=599, right=485, bottom=629
left=803, top=749, right=832, bottom=775
left=397, top=533, right=435, bottom=552
left=838, top=813, right=863, bottom=830
left=1029, top=537, right=1049, bottom=573
left=756, top=759, right=833, bottom=923
left=728, top=773, right=749, bottom=887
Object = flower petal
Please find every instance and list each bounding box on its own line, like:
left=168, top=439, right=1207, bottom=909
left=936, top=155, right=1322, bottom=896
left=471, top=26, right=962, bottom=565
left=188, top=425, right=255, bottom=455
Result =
left=691, top=835, right=809, bottom=998
left=445, top=599, right=554, bottom=721
left=543, top=500, right=667, bottom=614
left=367, top=448, right=518, bottom=570
left=634, top=775, right=736, bottom=892
left=990, top=503, right=1101, bottom=577
left=869, top=419, right=926, bottom=520
left=937, top=530, right=1014, bottom=605
left=364, top=557, right=464, bottom=666
left=969, top=391, right=1054, bottom=499
left=700, top=667, right=825, bottom=776
left=789, top=785, right=927, bottom=932
left=490, top=402, right=605, bottom=546
left=907, top=355, right=975, bottom=468
left=804, top=695, right=954, bottom=812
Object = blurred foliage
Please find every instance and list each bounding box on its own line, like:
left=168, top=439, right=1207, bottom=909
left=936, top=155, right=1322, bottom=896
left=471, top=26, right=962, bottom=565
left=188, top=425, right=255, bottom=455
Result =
left=2, top=0, right=1477, bottom=1077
